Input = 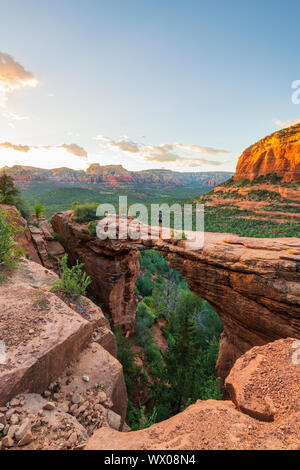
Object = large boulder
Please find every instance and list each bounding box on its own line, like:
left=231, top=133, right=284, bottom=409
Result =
left=225, top=337, right=300, bottom=422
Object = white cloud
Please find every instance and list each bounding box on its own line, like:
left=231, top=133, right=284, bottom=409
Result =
left=96, top=135, right=229, bottom=167
left=273, top=118, right=300, bottom=128
left=58, top=143, right=87, bottom=158
left=0, top=141, right=88, bottom=158
left=2, top=110, right=29, bottom=122
left=0, top=142, right=30, bottom=152
left=0, top=52, right=38, bottom=107
left=174, top=143, right=230, bottom=155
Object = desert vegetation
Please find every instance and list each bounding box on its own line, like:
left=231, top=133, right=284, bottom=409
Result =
left=50, top=254, right=91, bottom=300
left=0, top=172, right=30, bottom=219
left=116, top=250, right=223, bottom=429
left=0, top=210, right=24, bottom=281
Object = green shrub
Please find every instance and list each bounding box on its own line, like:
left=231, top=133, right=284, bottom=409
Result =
left=136, top=272, right=154, bottom=297
left=87, top=220, right=97, bottom=236
left=33, top=201, right=46, bottom=219
left=71, top=201, right=80, bottom=210
left=52, top=232, right=63, bottom=241
left=72, top=202, right=99, bottom=222
left=135, top=301, right=156, bottom=347
left=51, top=254, right=91, bottom=300
left=0, top=211, right=24, bottom=277
left=0, top=172, right=19, bottom=205
left=114, top=328, right=152, bottom=430
left=126, top=401, right=158, bottom=431
left=14, top=194, right=31, bottom=220
left=0, top=172, right=30, bottom=220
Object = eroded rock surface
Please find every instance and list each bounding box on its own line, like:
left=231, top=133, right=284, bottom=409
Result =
left=0, top=259, right=127, bottom=432
left=0, top=205, right=65, bottom=273
left=225, top=338, right=300, bottom=422
left=0, top=393, right=89, bottom=450
left=234, top=123, right=300, bottom=182
left=0, top=260, right=94, bottom=405
left=161, top=234, right=300, bottom=379
left=57, top=342, right=127, bottom=426
left=0, top=258, right=128, bottom=449
left=28, top=216, right=65, bottom=271
left=86, top=338, right=300, bottom=450
left=51, top=211, right=140, bottom=332
left=52, top=211, right=300, bottom=379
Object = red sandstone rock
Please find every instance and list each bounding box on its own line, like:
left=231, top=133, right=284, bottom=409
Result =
left=163, top=234, right=300, bottom=379
left=58, top=342, right=127, bottom=425
left=0, top=204, right=41, bottom=265
left=51, top=211, right=140, bottom=332
left=52, top=211, right=300, bottom=380
left=0, top=205, right=65, bottom=272
left=14, top=393, right=88, bottom=450
left=93, top=327, right=118, bottom=357
left=1, top=164, right=230, bottom=191
left=225, top=338, right=300, bottom=422
left=234, top=123, right=300, bottom=183
left=28, top=218, right=65, bottom=272
left=0, top=260, right=95, bottom=405
left=85, top=337, right=300, bottom=450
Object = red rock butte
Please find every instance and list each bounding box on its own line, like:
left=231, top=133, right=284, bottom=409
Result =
left=234, top=123, right=300, bottom=183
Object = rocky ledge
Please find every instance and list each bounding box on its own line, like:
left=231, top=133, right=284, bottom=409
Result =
left=0, top=204, right=65, bottom=273
left=86, top=337, right=300, bottom=450
left=0, top=259, right=128, bottom=450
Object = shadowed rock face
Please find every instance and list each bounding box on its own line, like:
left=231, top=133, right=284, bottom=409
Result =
left=51, top=211, right=140, bottom=333
left=85, top=338, right=300, bottom=450
left=0, top=205, right=65, bottom=273
left=51, top=211, right=300, bottom=380
left=234, top=123, right=300, bottom=183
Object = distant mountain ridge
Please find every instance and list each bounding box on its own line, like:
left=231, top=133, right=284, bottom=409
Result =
left=0, top=163, right=233, bottom=190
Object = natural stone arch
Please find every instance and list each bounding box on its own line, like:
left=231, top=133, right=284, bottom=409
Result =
left=51, top=211, right=300, bottom=380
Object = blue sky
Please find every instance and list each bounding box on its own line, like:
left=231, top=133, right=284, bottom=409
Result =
left=0, top=0, right=299, bottom=172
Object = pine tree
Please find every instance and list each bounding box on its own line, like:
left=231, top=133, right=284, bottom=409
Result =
left=163, top=292, right=198, bottom=414
left=0, top=172, right=20, bottom=205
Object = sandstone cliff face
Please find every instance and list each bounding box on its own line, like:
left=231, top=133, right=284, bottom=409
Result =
left=51, top=212, right=300, bottom=381
left=85, top=338, right=300, bottom=450
left=0, top=205, right=65, bottom=273
left=160, top=234, right=300, bottom=379
left=51, top=211, right=140, bottom=332
left=234, top=123, right=300, bottom=182
left=27, top=216, right=65, bottom=271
